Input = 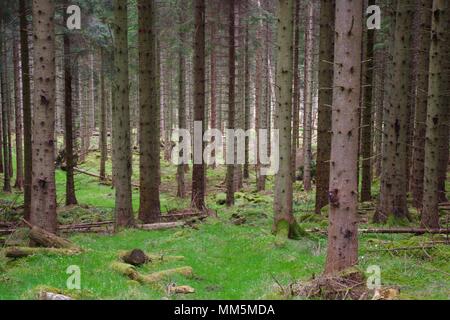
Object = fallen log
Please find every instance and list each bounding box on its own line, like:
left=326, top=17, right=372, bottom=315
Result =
left=359, top=228, right=450, bottom=235
left=59, top=221, right=114, bottom=230
left=29, top=225, right=80, bottom=249
left=144, top=266, right=193, bottom=283
left=136, top=221, right=184, bottom=231
left=111, top=262, right=193, bottom=284
left=4, top=247, right=82, bottom=259
left=0, top=228, right=14, bottom=236
left=306, top=227, right=450, bottom=235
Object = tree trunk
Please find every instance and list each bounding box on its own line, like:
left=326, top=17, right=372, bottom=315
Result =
left=13, top=30, right=24, bottom=190
left=302, top=1, right=314, bottom=191
left=315, top=0, right=334, bottom=213
left=112, top=0, right=134, bottom=229
left=99, top=48, right=107, bottom=181
left=273, top=0, right=301, bottom=239
left=243, top=16, right=250, bottom=180
left=291, top=0, right=301, bottom=180
left=177, top=0, right=187, bottom=198
left=63, top=3, right=78, bottom=206
left=191, top=0, right=207, bottom=211
left=30, top=0, right=57, bottom=233
left=324, top=0, right=362, bottom=274
left=411, top=0, right=432, bottom=208
left=255, top=22, right=263, bottom=191
left=360, top=0, right=375, bottom=202
left=226, top=0, right=236, bottom=206
left=375, top=0, right=413, bottom=223
left=20, top=0, right=32, bottom=221
left=0, top=19, right=11, bottom=193
left=421, top=0, right=449, bottom=228
left=138, top=0, right=161, bottom=223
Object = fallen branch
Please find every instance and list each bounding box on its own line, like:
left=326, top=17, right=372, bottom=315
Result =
left=74, top=167, right=139, bottom=188
left=359, top=228, right=450, bottom=235
left=4, top=247, right=82, bottom=259
left=136, top=222, right=184, bottom=231
left=21, top=219, right=81, bottom=250
left=111, top=262, right=193, bottom=284
left=306, top=227, right=450, bottom=235
left=59, top=221, right=114, bottom=230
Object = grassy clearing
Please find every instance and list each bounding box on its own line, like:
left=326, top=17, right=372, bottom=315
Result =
left=0, top=151, right=449, bottom=300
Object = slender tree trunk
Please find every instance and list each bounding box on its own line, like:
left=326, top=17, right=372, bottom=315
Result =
left=210, top=10, right=217, bottom=170
left=255, top=20, right=264, bottom=191
left=291, top=0, right=301, bottom=179
left=177, top=0, right=187, bottom=198
left=360, top=0, right=375, bottom=202
left=63, top=4, right=77, bottom=206
left=30, top=0, right=57, bottom=233
left=99, top=48, right=107, bottom=181
left=138, top=0, right=161, bottom=223
left=273, top=0, right=301, bottom=238
left=302, top=1, right=314, bottom=191
left=243, top=16, right=250, bottom=180
left=20, top=0, right=32, bottom=221
left=375, top=0, right=413, bottom=223
left=373, top=20, right=385, bottom=178
left=112, top=0, right=134, bottom=229
left=1, top=19, right=11, bottom=193
left=192, top=0, right=207, bottom=211
left=226, top=0, right=236, bottom=206
left=411, top=0, right=432, bottom=208
left=13, top=29, right=24, bottom=190
left=324, top=0, right=362, bottom=274
left=315, top=0, right=334, bottom=213
left=421, top=0, right=449, bottom=228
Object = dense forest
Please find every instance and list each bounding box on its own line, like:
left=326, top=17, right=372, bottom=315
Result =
left=0, top=0, right=448, bottom=301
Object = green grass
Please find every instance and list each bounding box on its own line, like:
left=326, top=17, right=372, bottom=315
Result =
left=0, top=150, right=449, bottom=300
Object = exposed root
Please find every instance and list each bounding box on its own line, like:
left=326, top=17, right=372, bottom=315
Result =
left=291, top=267, right=370, bottom=300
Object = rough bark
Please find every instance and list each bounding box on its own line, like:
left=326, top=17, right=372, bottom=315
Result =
left=138, top=0, right=161, bottom=223
left=302, top=1, right=314, bottom=191
left=99, top=48, right=107, bottom=181
left=63, top=3, right=77, bottom=206
left=243, top=16, right=250, bottom=179
left=0, top=19, right=11, bottom=193
left=255, top=18, right=264, bottom=191
left=112, top=0, right=134, bottom=229
left=360, top=0, right=375, bottom=202
left=30, top=0, right=57, bottom=233
left=13, top=30, right=24, bottom=190
left=324, top=0, right=362, bottom=274
left=375, top=0, right=413, bottom=223
left=20, top=0, right=32, bottom=221
left=176, top=0, right=187, bottom=198
left=273, top=0, right=301, bottom=239
left=411, top=0, right=432, bottom=208
left=315, top=0, right=334, bottom=213
left=225, top=0, right=236, bottom=207
left=291, top=0, right=301, bottom=180
left=191, top=0, right=207, bottom=211
left=421, top=0, right=449, bottom=228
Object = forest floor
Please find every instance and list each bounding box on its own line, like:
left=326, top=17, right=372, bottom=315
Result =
left=0, top=151, right=449, bottom=300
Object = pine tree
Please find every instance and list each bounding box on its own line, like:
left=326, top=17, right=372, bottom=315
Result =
left=112, top=0, right=134, bottom=229
left=325, top=0, right=362, bottom=274
left=29, top=0, right=57, bottom=232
